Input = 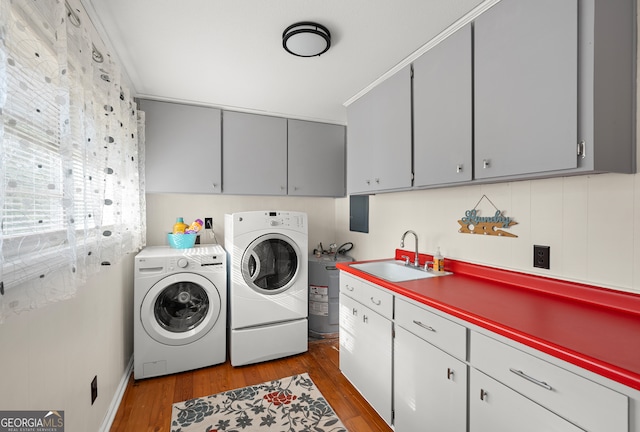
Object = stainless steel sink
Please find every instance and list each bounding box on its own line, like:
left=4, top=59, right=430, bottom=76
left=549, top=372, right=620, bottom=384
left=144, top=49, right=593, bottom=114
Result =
left=350, top=260, right=452, bottom=282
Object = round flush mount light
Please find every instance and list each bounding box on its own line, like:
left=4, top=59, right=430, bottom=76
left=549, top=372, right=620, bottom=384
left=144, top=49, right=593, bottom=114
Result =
left=282, top=22, right=331, bottom=57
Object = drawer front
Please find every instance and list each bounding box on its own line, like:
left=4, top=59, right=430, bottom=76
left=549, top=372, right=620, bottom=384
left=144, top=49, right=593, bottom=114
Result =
left=470, top=368, right=585, bottom=432
left=396, top=298, right=467, bottom=360
left=471, top=331, right=628, bottom=432
left=340, top=273, right=393, bottom=319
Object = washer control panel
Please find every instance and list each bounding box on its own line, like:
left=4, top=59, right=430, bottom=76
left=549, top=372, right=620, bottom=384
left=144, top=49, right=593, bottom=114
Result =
left=135, top=245, right=227, bottom=275
left=262, top=211, right=306, bottom=229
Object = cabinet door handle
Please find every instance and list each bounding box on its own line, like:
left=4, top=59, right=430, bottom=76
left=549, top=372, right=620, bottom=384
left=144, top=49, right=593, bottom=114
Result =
left=483, top=159, right=491, bottom=169
left=456, top=164, right=463, bottom=173
left=413, top=320, right=435, bottom=332
left=366, top=179, right=371, bottom=185
left=480, top=389, right=488, bottom=401
left=577, top=140, right=586, bottom=159
left=509, top=368, right=553, bottom=391
left=375, top=178, right=380, bottom=184
left=370, top=297, right=381, bottom=306
left=363, top=315, right=368, bottom=323
left=447, top=368, right=454, bottom=380
left=212, top=183, right=218, bottom=189
left=352, top=308, right=358, bottom=316
left=344, top=285, right=354, bottom=292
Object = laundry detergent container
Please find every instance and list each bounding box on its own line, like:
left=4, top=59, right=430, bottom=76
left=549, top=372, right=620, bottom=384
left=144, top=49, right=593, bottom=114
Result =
left=308, top=254, right=354, bottom=338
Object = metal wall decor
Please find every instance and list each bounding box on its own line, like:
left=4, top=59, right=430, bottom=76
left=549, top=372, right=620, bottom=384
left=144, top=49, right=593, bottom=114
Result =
left=458, top=195, right=518, bottom=237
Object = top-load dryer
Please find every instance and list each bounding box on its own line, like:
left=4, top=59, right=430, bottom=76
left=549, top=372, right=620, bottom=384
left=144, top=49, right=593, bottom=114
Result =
left=225, top=211, right=308, bottom=366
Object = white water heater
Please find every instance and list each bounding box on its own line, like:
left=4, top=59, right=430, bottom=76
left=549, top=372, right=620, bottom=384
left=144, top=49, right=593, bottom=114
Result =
left=308, top=253, right=354, bottom=338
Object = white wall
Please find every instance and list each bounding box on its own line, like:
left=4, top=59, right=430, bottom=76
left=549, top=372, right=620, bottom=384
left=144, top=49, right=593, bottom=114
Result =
left=0, top=255, right=135, bottom=432
left=335, top=173, right=640, bottom=294
left=146, top=166, right=640, bottom=296
left=144, top=194, right=339, bottom=250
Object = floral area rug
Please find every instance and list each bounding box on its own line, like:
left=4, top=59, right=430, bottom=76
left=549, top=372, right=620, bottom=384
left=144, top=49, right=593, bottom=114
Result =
left=171, top=373, right=348, bottom=432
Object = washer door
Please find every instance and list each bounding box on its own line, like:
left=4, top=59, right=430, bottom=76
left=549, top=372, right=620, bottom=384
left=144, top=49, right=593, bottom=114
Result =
left=241, top=233, right=301, bottom=295
left=141, top=273, right=221, bottom=346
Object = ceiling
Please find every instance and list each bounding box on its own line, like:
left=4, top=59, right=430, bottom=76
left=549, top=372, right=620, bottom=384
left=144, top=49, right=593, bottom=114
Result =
left=85, top=0, right=491, bottom=124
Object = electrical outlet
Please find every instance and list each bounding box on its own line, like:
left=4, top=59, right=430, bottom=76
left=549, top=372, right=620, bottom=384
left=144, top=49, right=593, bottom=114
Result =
left=204, top=217, right=213, bottom=229
left=533, top=245, right=550, bottom=269
left=91, top=375, right=98, bottom=405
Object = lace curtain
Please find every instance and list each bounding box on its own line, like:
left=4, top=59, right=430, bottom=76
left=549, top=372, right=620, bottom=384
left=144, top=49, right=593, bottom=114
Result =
left=0, top=0, right=145, bottom=322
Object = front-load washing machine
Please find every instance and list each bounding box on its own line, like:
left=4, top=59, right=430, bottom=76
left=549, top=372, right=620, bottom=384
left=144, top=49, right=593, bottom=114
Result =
left=225, top=211, right=308, bottom=366
left=134, top=244, right=226, bottom=379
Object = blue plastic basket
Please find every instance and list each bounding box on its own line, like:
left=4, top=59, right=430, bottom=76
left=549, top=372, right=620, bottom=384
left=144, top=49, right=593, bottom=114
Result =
left=167, top=233, right=197, bottom=249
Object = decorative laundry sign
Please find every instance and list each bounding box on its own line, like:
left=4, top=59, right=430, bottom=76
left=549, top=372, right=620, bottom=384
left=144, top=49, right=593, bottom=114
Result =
left=458, top=195, right=518, bottom=238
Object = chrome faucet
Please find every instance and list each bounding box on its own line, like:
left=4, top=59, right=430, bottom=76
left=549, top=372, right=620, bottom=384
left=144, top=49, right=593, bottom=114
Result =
left=400, top=230, right=419, bottom=267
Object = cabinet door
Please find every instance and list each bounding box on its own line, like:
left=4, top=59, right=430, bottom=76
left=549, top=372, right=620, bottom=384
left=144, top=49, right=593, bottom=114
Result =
left=474, top=0, right=578, bottom=179
left=346, top=66, right=412, bottom=194
left=222, top=111, right=287, bottom=195
left=339, top=293, right=393, bottom=425
left=470, top=369, right=585, bottom=432
left=140, top=99, right=222, bottom=194
left=288, top=120, right=345, bottom=197
left=414, top=24, right=472, bottom=186
left=346, top=90, right=375, bottom=194
left=394, top=327, right=467, bottom=432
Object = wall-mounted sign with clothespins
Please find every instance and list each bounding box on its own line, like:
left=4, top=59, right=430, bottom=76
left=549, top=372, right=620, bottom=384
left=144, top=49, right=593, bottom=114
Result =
left=458, top=195, right=518, bottom=238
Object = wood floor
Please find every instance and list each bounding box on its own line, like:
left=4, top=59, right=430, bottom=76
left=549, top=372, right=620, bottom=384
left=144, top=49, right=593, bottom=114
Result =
left=110, top=339, right=392, bottom=432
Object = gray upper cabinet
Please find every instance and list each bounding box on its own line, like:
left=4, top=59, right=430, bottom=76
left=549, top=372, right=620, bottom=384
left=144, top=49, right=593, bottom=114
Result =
left=474, top=0, right=579, bottom=180
left=575, top=0, right=635, bottom=175
left=140, top=99, right=222, bottom=194
left=288, top=120, right=346, bottom=197
left=347, top=65, right=412, bottom=195
left=413, top=24, right=472, bottom=187
left=222, top=111, right=287, bottom=195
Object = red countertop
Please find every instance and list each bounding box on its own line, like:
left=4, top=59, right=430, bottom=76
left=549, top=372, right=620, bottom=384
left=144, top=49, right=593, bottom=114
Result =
left=336, top=249, right=640, bottom=391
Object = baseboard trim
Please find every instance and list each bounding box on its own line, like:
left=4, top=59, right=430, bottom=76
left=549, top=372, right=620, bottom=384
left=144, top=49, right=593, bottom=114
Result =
left=99, top=355, right=133, bottom=432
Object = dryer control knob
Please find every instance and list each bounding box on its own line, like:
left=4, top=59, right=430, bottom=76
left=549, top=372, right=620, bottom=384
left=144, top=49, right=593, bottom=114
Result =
left=177, top=258, right=188, bottom=268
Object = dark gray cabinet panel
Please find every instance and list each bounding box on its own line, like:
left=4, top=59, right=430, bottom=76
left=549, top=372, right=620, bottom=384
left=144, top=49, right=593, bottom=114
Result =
left=347, top=66, right=412, bottom=195
left=474, top=0, right=578, bottom=179
left=288, top=120, right=345, bottom=197
left=140, top=99, right=222, bottom=194
left=414, top=24, right=472, bottom=187
left=576, top=0, right=636, bottom=174
left=222, top=111, right=287, bottom=195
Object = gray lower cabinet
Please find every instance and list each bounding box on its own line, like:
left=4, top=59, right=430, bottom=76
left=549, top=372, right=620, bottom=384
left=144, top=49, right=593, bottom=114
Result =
left=339, top=293, right=393, bottom=425
left=474, top=0, right=579, bottom=179
left=471, top=331, right=628, bottom=432
left=339, top=273, right=393, bottom=426
left=394, top=327, right=467, bottom=432
left=413, top=24, right=472, bottom=187
left=140, top=99, right=222, bottom=194
left=340, top=271, right=634, bottom=432
left=222, top=111, right=287, bottom=195
left=469, top=369, right=585, bottom=432
left=288, top=120, right=345, bottom=197
left=346, top=65, right=412, bottom=195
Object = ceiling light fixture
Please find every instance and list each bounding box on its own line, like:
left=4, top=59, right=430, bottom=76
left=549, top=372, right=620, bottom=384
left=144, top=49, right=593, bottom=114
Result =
left=282, top=22, right=331, bottom=57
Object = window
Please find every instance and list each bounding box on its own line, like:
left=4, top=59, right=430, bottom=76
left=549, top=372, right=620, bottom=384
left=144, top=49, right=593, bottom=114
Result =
left=0, top=0, right=145, bottom=320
